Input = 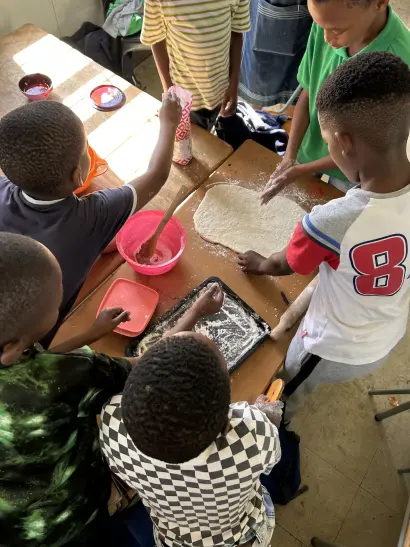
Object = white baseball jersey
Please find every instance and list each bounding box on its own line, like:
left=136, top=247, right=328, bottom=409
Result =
left=286, top=184, right=410, bottom=365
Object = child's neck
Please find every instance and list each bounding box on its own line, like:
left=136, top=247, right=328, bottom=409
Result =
left=358, top=149, right=410, bottom=194
left=348, top=10, right=388, bottom=56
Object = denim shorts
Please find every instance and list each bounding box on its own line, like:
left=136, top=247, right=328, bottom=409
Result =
left=237, top=487, right=275, bottom=547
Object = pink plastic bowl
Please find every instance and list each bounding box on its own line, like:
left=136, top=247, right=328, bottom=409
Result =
left=116, top=210, right=186, bottom=276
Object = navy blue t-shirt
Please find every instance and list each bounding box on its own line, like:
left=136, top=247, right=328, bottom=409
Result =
left=0, top=177, right=136, bottom=346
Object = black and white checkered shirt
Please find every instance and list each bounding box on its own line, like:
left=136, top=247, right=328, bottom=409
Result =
left=99, top=397, right=280, bottom=547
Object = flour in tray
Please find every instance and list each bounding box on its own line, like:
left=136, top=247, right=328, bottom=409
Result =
left=135, top=292, right=267, bottom=370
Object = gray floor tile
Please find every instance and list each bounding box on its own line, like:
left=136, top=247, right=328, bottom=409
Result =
left=336, top=489, right=402, bottom=547
left=276, top=447, right=358, bottom=546
left=300, top=384, right=383, bottom=484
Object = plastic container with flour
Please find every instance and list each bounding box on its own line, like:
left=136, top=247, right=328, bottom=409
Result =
left=168, top=86, right=193, bottom=166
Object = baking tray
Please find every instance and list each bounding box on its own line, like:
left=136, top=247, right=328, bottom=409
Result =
left=125, top=276, right=271, bottom=373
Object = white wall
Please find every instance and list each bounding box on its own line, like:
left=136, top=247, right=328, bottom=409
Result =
left=0, top=0, right=104, bottom=37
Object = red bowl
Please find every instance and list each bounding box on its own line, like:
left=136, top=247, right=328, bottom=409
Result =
left=18, top=73, right=53, bottom=101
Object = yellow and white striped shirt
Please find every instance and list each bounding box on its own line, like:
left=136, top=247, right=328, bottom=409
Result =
left=141, top=0, right=250, bottom=110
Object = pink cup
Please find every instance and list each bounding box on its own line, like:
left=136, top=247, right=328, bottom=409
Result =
left=116, top=210, right=186, bottom=276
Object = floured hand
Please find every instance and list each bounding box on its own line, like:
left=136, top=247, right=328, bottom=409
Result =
left=261, top=159, right=298, bottom=205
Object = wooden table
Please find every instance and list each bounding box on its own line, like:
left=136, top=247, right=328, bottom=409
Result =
left=54, top=140, right=342, bottom=402
left=0, top=24, right=233, bottom=304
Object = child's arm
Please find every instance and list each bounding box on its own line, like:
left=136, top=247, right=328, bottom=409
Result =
left=283, top=89, right=310, bottom=166
left=125, top=91, right=181, bottom=210
left=165, top=283, right=224, bottom=337
left=261, top=90, right=311, bottom=203
left=221, top=32, right=243, bottom=117
left=51, top=308, right=130, bottom=354
left=152, top=40, right=173, bottom=92
left=260, top=23, right=338, bottom=203
left=222, top=0, right=251, bottom=116
left=141, top=0, right=170, bottom=91
left=239, top=209, right=341, bottom=278
left=238, top=248, right=294, bottom=276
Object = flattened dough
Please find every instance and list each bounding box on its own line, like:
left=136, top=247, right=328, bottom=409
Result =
left=194, top=184, right=305, bottom=256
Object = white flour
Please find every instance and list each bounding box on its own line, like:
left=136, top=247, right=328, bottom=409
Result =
left=193, top=184, right=305, bottom=257
left=134, top=290, right=269, bottom=370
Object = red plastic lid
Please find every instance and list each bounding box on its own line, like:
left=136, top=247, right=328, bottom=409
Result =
left=97, top=278, right=159, bottom=337
left=90, top=84, right=126, bottom=111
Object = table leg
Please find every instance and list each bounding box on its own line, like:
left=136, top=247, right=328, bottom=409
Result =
left=375, top=401, right=410, bottom=422
left=311, top=538, right=345, bottom=547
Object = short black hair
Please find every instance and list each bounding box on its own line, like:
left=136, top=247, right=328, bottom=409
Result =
left=122, top=335, right=231, bottom=464
left=0, top=233, right=60, bottom=345
left=0, top=101, right=85, bottom=197
left=316, top=51, right=410, bottom=150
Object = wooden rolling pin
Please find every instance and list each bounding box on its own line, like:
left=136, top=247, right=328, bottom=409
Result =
left=270, top=275, right=319, bottom=341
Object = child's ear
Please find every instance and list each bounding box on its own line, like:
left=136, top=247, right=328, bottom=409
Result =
left=335, top=131, right=353, bottom=157
left=1, top=339, right=27, bottom=367
left=375, top=0, right=389, bottom=12
left=72, top=166, right=84, bottom=190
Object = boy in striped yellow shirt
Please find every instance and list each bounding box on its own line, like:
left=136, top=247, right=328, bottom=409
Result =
left=141, top=0, right=251, bottom=131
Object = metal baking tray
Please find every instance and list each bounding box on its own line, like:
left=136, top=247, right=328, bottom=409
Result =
left=125, top=276, right=271, bottom=373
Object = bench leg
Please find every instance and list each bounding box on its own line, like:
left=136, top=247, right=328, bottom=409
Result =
left=369, top=389, right=410, bottom=395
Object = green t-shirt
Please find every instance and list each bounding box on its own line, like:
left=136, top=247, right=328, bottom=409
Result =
left=0, top=346, right=131, bottom=547
left=297, top=6, right=410, bottom=181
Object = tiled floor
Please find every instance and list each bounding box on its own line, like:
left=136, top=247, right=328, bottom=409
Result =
left=132, top=4, right=410, bottom=546
left=272, top=336, right=410, bottom=547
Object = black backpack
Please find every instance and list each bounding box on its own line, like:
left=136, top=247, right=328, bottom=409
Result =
left=215, top=100, right=289, bottom=155
left=260, top=420, right=307, bottom=505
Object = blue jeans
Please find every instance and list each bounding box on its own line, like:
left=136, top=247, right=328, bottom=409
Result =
left=238, top=488, right=275, bottom=547
left=112, top=501, right=154, bottom=547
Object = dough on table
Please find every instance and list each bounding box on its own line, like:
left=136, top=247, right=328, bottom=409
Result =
left=194, top=184, right=305, bottom=256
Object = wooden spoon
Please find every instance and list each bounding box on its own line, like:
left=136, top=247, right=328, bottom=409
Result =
left=136, top=185, right=189, bottom=263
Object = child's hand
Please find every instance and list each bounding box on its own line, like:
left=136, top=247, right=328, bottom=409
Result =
left=192, top=283, right=224, bottom=317
left=160, top=90, right=182, bottom=128
left=260, top=159, right=298, bottom=205
left=255, top=396, right=283, bottom=427
left=91, top=307, right=131, bottom=339
left=220, top=82, right=238, bottom=117
left=238, top=251, right=266, bottom=275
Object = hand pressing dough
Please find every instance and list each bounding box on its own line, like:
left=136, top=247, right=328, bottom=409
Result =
left=194, top=184, right=305, bottom=256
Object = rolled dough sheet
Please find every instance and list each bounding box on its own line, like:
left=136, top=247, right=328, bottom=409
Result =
left=194, top=184, right=305, bottom=256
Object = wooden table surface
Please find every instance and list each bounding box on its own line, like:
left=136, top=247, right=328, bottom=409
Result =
left=0, top=24, right=233, bottom=304
left=53, top=140, right=342, bottom=402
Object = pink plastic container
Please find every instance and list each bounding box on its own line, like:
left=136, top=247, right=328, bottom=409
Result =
left=97, top=278, right=159, bottom=337
left=116, top=210, right=186, bottom=276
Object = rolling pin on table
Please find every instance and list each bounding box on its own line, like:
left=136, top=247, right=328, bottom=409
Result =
left=53, top=141, right=342, bottom=402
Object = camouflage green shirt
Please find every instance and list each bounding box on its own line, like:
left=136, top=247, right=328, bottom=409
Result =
left=0, top=346, right=131, bottom=547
